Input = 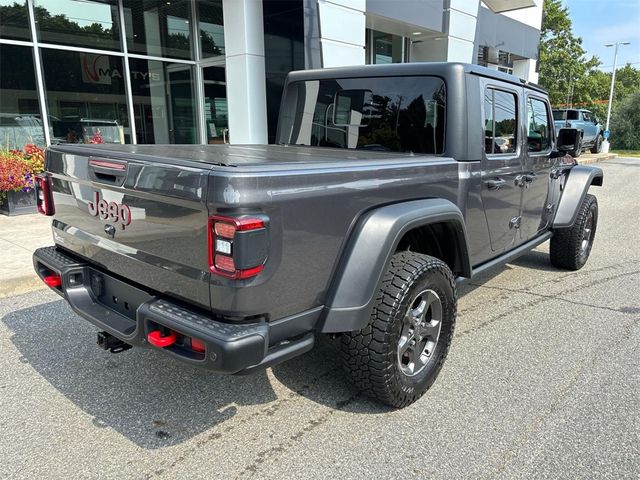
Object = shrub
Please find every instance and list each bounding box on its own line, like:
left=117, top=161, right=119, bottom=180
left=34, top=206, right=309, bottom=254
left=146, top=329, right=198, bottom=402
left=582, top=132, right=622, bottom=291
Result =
left=0, top=144, right=45, bottom=202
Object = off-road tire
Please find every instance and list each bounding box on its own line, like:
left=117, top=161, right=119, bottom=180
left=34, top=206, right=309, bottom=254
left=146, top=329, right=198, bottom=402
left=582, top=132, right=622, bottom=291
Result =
left=590, top=134, right=603, bottom=154
left=340, top=252, right=457, bottom=408
left=550, top=194, right=598, bottom=270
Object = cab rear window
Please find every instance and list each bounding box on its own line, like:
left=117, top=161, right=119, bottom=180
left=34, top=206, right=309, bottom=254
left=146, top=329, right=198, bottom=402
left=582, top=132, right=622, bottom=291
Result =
left=278, top=76, right=446, bottom=154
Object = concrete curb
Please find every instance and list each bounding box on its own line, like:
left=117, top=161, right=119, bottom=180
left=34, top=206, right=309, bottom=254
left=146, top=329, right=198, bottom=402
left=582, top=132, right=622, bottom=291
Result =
left=577, top=153, right=618, bottom=165
left=0, top=275, right=46, bottom=299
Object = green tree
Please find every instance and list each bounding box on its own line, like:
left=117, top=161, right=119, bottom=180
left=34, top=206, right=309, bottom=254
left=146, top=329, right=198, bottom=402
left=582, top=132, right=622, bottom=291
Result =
left=610, top=91, right=640, bottom=150
left=539, top=0, right=600, bottom=106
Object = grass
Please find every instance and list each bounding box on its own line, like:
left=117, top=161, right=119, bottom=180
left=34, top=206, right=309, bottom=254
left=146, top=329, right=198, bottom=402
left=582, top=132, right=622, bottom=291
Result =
left=611, top=150, right=640, bottom=158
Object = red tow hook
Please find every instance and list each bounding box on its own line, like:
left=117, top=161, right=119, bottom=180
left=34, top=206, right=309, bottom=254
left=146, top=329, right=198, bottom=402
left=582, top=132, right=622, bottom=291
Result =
left=43, top=274, right=62, bottom=288
left=147, top=330, right=177, bottom=348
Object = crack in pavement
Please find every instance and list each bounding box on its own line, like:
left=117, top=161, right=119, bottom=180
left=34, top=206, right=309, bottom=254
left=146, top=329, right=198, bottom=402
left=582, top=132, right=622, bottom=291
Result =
left=144, top=366, right=346, bottom=479
left=455, top=268, right=640, bottom=338
left=482, top=314, right=640, bottom=480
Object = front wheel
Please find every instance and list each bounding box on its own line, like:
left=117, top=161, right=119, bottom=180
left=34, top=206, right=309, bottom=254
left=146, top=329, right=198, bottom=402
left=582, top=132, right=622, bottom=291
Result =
left=550, top=194, right=598, bottom=270
left=590, top=134, right=603, bottom=154
left=340, top=252, right=457, bottom=408
left=570, top=136, right=583, bottom=158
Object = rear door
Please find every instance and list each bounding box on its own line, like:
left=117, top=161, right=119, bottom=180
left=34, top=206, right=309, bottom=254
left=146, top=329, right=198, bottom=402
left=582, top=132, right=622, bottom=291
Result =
left=521, top=94, right=555, bottom=239
left=46, top=147, right=212, bottom=310
left=480, top=83, right=524, bottom=252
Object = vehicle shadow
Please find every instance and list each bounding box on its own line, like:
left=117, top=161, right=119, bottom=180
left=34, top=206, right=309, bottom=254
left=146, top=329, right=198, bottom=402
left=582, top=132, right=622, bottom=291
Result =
left=2, top=299, right=389, bottom=449
left=1, top=299, right=279, bottom=449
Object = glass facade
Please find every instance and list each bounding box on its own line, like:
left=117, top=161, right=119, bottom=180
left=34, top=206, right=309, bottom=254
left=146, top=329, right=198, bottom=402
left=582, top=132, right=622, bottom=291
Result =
left=0, top=0, right=231, bottom=149
left=0, top=43, right=44, bottom=147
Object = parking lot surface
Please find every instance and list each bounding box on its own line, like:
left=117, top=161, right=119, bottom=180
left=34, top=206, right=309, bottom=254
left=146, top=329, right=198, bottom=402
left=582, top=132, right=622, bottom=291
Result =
left=1, top=158, right=638, bottom=479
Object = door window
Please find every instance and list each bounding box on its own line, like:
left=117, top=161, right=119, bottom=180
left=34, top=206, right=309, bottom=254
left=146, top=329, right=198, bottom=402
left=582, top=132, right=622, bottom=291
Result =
left=484, top=88, right=517, bottom=154
left=527, top=97, right=552, bottom=152
left=582, top=111, right=591, bottom=122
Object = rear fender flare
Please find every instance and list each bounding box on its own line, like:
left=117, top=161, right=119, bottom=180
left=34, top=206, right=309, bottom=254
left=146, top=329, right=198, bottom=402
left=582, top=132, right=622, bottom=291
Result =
left=319, top=199, right=471, bottom=333
left=553, top=165, right=603, bottom=229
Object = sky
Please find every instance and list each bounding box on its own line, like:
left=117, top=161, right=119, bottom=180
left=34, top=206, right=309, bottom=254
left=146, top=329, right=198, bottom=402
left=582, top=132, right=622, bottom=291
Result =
left=563, top=0, right=640, bottom=71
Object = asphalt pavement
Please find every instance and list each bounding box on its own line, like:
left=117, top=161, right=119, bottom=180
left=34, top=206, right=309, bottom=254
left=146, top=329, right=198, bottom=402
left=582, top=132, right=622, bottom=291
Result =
left=1, top=157, right=638, bottom=479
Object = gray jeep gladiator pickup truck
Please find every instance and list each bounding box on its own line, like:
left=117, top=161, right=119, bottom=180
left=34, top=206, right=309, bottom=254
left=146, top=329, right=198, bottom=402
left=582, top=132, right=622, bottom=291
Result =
left=33, top=63, right=603, bottom=408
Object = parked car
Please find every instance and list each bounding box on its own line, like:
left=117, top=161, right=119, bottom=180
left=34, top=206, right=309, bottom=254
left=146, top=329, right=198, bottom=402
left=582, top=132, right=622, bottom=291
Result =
left=33, top=63, right=603, bottom=408
left=552, top=108, right=604, bottom=156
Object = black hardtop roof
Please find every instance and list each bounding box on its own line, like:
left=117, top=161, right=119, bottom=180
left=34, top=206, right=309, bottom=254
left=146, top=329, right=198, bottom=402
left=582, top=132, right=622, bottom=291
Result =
left=286, top=62, right=547, bottom=95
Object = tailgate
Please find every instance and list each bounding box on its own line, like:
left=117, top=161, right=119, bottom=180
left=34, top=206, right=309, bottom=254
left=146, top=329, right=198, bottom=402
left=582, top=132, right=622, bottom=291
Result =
left=46, top=146, right=212, bottom=310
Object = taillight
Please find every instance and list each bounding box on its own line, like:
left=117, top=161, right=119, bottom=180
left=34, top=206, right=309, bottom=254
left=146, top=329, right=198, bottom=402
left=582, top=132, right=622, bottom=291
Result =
left=35, top=173, right=54, bottom=216
left=208, top=215, right=268, bottom=279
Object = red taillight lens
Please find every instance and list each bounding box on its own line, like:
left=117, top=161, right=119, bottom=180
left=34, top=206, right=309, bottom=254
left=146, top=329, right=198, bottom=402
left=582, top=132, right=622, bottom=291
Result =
left=214, top=222, right=236, bottom=239
left=35, top=173, right=54, bottom=216
left=208, top=215, right=267, bottom=279
left=214, top=254, right=235, bottom=272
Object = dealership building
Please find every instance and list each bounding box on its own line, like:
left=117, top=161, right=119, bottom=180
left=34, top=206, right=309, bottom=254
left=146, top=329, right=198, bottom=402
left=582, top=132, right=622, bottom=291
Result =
left=0, top=0, right=542, bottom=148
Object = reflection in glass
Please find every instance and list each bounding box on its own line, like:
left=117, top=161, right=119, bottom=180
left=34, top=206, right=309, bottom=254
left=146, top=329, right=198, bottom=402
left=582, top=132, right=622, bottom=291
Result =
left=279, top=76, right=446, bottom=154
left=0, top=0, right=30, bottom=40
left=203, top=65, right=227, bottom=144
left=41, top=49, right=128, bottom=144
left=129, top=58, right=196, bottom=144
left=369, top=30, right=404, bottom=64
left=33, top=0, right=121, bottom=50
left=124, top=0, right=192, bottom=60
left=527, top=98, right=551, bottom=152
left=0, top=44, right=45, bottom=148
left=199, top=0, right=224, bottom=57
left=484, top=89, right=517, bottom=154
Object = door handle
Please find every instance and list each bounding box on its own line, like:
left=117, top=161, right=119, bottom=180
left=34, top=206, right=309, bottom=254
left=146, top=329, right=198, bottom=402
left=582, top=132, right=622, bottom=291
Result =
left=485, top=178, right=506, bottom=190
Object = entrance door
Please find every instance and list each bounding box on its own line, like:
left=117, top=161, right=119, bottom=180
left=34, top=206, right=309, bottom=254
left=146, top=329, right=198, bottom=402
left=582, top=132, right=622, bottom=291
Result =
left=480, top=85, right=524, bottom=252
left=202, top=64, right=228, bottom=144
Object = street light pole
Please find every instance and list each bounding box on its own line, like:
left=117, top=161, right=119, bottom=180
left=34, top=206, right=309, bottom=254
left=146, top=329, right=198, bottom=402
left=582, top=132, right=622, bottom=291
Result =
left=601, top=41, right=631, bottom=153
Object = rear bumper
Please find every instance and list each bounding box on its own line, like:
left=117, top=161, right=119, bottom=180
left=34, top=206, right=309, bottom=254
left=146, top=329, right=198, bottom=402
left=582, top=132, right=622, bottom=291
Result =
left=33, top=246, right=315, bottom=373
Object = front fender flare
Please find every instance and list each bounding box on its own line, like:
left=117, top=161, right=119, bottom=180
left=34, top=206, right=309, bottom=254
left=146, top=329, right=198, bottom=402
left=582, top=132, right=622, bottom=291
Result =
left=553, top=165, right=603, bottom=229
left=319, top=199, right=471, bottom=333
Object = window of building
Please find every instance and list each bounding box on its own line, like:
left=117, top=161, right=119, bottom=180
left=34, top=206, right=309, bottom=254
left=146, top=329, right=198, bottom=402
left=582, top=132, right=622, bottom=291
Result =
left=0, top=0, right=31, bottom=40
left=124, top=0, right=192, bottom=60
left=367, top=29, right=407, bottom=64
left=41, top=49, right=129, bottom=144
left=527, top=97, right=551, bottom=152
left=484, top=88, right=517, bottom=154
left=199, top=0, right=224, bottom=58
left=129, top=58, right=196, bottom=144
left=203, top=65, right=227, bottom=144
left=278, top=76, right=445, bottom=154
left=0, top=44, right=45, bottom=148
left=33, top=0, right=121, bottom=51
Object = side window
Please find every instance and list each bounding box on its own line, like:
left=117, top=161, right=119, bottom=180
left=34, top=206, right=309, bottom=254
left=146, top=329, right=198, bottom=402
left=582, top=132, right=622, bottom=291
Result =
left=582, top=111, right=591, bottom=122
left=567, top=110, right=579, bottom=121
left=484, top=88, right=517, bottom=154
left=527, top=97, right=552, bottom=152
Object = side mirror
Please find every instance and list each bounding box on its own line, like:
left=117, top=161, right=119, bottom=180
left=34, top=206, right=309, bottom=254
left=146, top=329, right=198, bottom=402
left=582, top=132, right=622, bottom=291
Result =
left=555, top=128, right=580, bottom=153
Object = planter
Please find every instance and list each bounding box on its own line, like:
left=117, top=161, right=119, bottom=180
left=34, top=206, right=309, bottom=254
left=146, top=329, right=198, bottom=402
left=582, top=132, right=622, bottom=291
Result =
left=0, top=190, right=37, bottom=216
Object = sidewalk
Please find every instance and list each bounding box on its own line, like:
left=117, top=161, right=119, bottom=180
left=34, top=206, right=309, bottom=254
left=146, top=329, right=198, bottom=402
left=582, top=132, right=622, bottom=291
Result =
left=1, top=214, right=51, bottom=298
left=577, top=152, right=617, bottom=164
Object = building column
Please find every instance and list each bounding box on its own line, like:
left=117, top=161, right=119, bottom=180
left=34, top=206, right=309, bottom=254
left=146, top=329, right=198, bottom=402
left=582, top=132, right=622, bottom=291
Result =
left=317, top=0, right=366, bottom=67
left=222, top=0, right=268, bottom=144
left=442, top=0, right=479, bottom=62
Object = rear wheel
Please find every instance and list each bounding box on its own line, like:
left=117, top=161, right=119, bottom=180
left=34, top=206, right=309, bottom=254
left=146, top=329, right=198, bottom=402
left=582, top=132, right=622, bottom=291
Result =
left=590, top=134, right=603, bottom=154
left=550, top=194, right=598, bottom=270
left=340, top=252, right=456, bottom=408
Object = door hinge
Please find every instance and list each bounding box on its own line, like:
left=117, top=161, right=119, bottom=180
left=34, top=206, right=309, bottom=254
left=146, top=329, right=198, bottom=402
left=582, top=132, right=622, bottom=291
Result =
left=509, top=216, right=521, bottom=229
